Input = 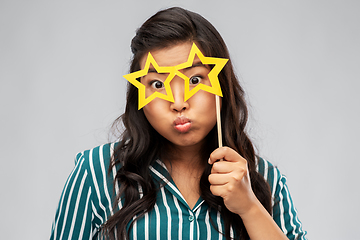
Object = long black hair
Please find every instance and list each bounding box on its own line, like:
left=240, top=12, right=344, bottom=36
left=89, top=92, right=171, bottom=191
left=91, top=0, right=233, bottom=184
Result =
left=102, top=7, right=272, bottom=240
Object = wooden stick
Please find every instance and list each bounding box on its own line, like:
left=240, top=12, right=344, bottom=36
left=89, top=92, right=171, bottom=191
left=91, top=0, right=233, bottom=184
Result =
left=215, top=95, right=223, bottom=148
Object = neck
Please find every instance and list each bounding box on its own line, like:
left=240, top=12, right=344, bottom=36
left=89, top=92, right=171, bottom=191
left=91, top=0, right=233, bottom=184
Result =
left=161, top=140, right=207, bottom=174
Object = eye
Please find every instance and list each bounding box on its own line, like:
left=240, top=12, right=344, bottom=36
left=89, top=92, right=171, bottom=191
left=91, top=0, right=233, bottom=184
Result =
left=189, top=76, right=202, bottom=85
left=150, top=80, right=164, bottom=89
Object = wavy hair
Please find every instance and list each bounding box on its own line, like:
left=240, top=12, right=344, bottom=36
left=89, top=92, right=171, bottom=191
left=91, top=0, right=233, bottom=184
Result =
left=102, top=7, right=271, bottom=240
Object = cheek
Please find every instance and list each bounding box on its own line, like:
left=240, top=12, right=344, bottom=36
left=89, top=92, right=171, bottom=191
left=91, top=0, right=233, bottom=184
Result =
left=190, top=92, right=217, bottom=113
left=189, top=92, right=217, bottom=126
left=143, top=99, right=169, bottom=123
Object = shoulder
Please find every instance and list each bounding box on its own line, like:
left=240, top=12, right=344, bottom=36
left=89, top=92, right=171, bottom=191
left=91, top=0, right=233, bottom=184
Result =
left=256, top=157, right=308, bottom=239
left=75, top=142, right=117, bottom=166
left=50, top=142, right=120, bottom=239
left=74, top=142, right=119, bottom=185
left=75, top=143, right=121, bottom=218
left=255, top=156, right=284, bottom=198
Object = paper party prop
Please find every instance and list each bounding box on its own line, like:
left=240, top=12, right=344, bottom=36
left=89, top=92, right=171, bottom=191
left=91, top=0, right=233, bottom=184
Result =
left=123, top=53, right=177, bottom=109
left=123, top=43, right=228, bottom=110
left=173, top=43, right=228, bottom=103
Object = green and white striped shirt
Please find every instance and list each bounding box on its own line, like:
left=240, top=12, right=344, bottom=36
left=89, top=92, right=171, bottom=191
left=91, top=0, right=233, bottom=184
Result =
left=50, top=143, right=307, bottom=239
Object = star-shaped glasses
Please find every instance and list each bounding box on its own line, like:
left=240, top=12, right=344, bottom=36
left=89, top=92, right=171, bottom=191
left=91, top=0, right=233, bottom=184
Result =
left=123, top=43, right=228, bottom=110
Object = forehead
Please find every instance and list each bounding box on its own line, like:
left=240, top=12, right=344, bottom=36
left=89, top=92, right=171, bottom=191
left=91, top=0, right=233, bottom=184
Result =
left=139, top=42, right=195, bottom=69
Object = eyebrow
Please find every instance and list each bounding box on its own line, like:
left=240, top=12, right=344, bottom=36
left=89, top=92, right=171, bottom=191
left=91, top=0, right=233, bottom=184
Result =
left=147, top=68, right=168, bottom=74
left=182, top=62, right=208, bottom=71
left=147, top=61, right=208, bottom=73
left=146, top=59, right=210, bottom=75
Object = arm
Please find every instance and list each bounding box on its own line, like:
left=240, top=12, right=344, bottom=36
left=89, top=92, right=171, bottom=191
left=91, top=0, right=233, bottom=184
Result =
left=50, top=153, right=95, bottom=240
left=271, top=172, right=307, bottom=240
left=208, top=147, right=289, bottom=240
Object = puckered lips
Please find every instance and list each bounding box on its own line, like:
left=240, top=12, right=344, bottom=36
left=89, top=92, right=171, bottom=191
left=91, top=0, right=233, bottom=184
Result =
left=173, top=116, right=192, bottom=133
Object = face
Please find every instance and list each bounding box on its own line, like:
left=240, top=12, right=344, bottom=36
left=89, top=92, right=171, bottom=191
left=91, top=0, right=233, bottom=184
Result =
left=140, top=42, right=217, bottom=149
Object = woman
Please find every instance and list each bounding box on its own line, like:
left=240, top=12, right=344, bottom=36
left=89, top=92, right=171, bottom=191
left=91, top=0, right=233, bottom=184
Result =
left=50, top=7, right=307, bottom=240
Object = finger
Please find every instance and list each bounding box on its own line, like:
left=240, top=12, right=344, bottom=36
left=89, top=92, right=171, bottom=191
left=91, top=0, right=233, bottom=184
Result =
left=209, top=184, right=224, bottom=197
left=208, top=147, right=247, bottom=165
left=209, top=184, right=233, bottom=198
left=210, top=161, right=237, bottom=174
left=208, top=173, right=230, bottom=185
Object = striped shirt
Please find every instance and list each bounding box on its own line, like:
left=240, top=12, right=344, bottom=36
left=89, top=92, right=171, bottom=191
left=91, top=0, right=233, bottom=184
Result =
left=50, top=143, right=307, bottom=239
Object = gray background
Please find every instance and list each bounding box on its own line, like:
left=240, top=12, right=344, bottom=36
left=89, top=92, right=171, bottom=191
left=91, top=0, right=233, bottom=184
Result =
left=1, top=0, right=359, bottom=239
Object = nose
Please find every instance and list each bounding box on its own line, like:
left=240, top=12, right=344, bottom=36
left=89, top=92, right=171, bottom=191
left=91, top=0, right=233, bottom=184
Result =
left=170, top=78, right=189, bottom=112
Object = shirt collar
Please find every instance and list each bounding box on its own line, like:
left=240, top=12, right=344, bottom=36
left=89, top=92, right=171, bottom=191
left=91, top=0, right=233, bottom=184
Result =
left=149, top=159, right=205, bottom=211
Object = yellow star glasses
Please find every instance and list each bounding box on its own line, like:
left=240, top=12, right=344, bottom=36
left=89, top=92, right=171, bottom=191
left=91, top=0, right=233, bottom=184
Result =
left=123, top=43, right=228, bottom=110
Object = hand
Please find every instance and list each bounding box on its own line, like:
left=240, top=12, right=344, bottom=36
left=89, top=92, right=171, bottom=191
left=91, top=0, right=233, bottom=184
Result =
left=208, top=147, right=259, bottom=216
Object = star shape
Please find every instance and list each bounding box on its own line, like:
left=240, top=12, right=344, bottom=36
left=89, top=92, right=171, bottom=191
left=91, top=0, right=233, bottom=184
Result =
left=123, top=52, right=176, bottom=109
left=174, top=43, right=228, bottom=101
